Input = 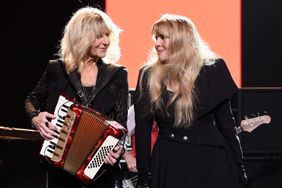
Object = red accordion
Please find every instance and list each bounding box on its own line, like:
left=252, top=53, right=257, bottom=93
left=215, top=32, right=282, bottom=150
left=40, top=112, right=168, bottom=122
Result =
left=40, top=95, right=127, bottom=184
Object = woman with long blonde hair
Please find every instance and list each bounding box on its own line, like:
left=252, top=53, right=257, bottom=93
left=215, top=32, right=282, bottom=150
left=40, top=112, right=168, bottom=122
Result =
left=25, top=7, right=128, bottom=188
left=134, top=14, right=247, bottom=188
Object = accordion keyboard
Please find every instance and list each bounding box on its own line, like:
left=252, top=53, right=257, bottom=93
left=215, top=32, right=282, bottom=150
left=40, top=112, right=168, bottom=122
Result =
left=40, top=95, right=73, bottom=158
left=52, top=110, right=76, bottom=162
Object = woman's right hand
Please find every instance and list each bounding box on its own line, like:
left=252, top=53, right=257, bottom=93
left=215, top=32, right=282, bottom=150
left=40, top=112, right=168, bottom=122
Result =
left=31, top=111, right=58, bottom=140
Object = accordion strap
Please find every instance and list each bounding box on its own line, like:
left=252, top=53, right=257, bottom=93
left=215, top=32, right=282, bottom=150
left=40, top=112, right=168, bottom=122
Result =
left=85, top=64, right=121, bottom=106
left=68, top=71, right=88, bottom=105
left=68, top=63, right=122, bottom=106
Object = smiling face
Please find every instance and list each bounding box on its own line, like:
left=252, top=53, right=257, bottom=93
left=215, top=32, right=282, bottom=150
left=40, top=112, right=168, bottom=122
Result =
left=89, top=34, right=110, bottom=59
left=152, top=20, right=173, bottom=63
left=80, top=13, right=113, bottom=60
left=154, top=34, right=170, bottom=62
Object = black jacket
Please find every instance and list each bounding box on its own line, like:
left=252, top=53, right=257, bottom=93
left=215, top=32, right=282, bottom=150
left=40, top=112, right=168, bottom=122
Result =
left=134, top=59, right=246, bottom=188
left=25, top=58, right=128, bottom=127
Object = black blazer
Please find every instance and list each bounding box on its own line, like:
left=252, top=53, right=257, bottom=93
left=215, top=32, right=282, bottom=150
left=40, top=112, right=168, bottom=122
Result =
left=25, top=58, right=128, bottom=127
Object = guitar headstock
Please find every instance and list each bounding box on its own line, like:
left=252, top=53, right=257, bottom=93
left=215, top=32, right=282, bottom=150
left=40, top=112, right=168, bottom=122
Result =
left=240, top=114, right=271, bottom=133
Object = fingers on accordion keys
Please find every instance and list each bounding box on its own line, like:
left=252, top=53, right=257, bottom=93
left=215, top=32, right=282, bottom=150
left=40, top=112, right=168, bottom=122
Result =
left=53, top=128, right=60, bottom=134
left=46, top=123, right=60, bottom=138
left=113, top=145, right=120, bottom=152
left=116, top=145, right=125, bottom=156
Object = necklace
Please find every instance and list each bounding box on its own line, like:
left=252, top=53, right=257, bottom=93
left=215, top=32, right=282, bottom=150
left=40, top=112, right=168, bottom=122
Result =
left=81, top=65, right=98, bottom=86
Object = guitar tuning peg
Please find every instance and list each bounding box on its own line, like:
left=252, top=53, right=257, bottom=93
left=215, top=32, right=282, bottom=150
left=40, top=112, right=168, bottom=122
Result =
left=257, top=112, right=260, bottom=116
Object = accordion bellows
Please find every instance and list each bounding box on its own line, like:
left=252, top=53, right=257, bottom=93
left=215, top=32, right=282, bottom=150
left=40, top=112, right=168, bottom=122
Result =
left=40, top=95, right=127, bottom=184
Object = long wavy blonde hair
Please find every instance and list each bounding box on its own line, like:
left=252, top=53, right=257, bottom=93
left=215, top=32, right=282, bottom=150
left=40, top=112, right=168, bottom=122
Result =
left=146, top=14, right=217, bottom=127
left=59, top=7, right=122, bottom=74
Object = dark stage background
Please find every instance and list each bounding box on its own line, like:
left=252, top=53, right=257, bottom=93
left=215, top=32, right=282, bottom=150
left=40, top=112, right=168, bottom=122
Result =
left=241, top=1, right=282, bottom=186
left=0, top=0, right=105, bottom=128
left=242, top=0, right=282, bottom=87
left=0, top=0, right=282, bottom=187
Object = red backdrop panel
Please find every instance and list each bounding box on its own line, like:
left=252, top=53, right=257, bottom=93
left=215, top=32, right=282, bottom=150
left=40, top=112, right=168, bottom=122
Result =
left=106, top=0, right=241, bottom=88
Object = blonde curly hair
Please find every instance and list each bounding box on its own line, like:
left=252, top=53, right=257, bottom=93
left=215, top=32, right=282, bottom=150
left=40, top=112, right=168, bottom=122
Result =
left=59, top=6, right=122, bottom=74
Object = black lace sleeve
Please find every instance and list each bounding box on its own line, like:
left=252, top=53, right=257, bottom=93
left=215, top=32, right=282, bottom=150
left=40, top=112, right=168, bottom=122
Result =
left=24, top=70, right=48, bottom=121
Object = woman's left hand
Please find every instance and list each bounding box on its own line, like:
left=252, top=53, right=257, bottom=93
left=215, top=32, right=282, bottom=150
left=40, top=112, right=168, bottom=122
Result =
left=123, top=151, right=137, bottom=173
left=104, top=144, right=124, bottom=166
